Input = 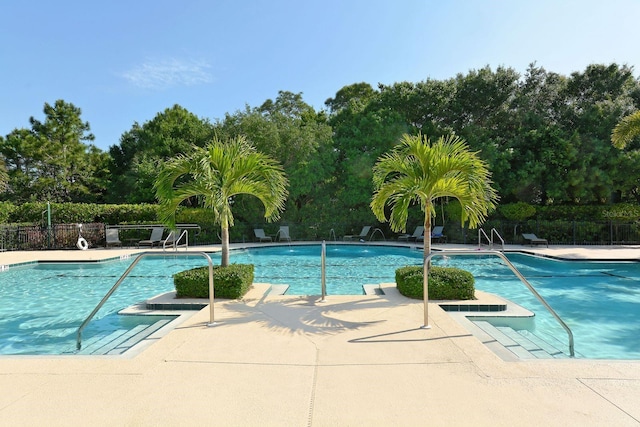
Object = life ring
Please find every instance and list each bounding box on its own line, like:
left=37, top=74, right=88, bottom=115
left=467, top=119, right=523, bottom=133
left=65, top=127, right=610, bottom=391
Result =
left=77, top=236, right=89, bottom=250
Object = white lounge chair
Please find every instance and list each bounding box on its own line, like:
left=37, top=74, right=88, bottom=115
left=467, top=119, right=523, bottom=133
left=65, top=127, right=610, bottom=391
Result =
left=398, top=226, right=424, bottom=241
left=105, top=228, right=121, bottom=247
left=138, top=227, right=164, bottom=247
left=277, top=226, right=291, bottom=242
left=343, top=226, right=371, bottom=241
left=254, top=229, right=272, bottom=242
left=522, top=233, right=548, bottom=247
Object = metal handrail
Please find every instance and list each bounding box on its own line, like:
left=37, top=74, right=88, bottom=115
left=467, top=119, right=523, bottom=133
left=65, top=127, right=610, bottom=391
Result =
left=369, top=228, right=386, bottom=241
left=76, top=251, right=215, bottom=351
left=491, top=228, right=505, bottom=251
left=478, top=228, right=491, bottom=248
left=163, top=229, right=189, bottom=251
left=320, top=240, right=327, bottom=302
left=422, top=250, right=574, bottom=357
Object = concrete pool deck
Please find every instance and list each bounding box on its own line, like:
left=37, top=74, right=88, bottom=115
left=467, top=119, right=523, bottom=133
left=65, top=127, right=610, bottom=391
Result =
left=1, top=244, right=639, bottom=426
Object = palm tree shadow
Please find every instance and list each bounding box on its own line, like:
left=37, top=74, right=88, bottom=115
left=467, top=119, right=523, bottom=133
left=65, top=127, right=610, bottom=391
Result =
left=206, top=293, right=411, bottom=336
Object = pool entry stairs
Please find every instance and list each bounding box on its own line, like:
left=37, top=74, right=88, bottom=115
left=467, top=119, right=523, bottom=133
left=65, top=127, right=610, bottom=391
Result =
left=77, top=318, right=172, bottom=355
left=76, top=251, right=215, bottom=352
left=472, top=320, right=569, bottom=359
left=425, top=250, right=575, bottom=358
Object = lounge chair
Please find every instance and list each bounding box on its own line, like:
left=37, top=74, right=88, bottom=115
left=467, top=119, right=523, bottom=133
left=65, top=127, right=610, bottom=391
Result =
left=254, top=229, right=272, bottom=242
left=138, top=227, right=164, bottom=248
left=522, top=233, right=548, bottom=247
left=398, top=226, right=424, bottom=241
left=343, top=226, right=371, bottom=241
left=430, top=226, right=446, bottom=243
left=105, top=228, right=121, bottom=247
left=277, top=226, right=291, bottom=242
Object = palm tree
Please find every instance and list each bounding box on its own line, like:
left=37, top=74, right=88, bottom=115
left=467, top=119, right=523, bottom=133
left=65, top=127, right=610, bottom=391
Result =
left=611, top=111, right=640, bottom=149
left=371, top=133, right=498, bottom=258
left=154, top=135, right=288, bottom=266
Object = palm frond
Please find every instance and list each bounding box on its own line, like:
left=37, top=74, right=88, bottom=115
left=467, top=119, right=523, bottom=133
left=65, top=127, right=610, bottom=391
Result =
left=612, top=111, right=640, bottom=149
left=371, top=132, right=499, bottom=238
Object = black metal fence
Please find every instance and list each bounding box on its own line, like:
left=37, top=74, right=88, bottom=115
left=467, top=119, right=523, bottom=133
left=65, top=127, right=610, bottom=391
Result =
left=445, top=220, right=640, bottom=246
left=2, top=220, right=639, bottom=252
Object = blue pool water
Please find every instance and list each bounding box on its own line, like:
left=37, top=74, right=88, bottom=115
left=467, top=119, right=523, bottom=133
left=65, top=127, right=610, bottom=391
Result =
left=434, top=253, right=640, bottom=359
left=1, top=245, right=639, bottom=359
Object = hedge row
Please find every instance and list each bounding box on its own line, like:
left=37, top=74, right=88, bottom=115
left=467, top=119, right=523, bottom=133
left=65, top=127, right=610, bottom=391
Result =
left=395, top=266, right=475, bottom=300
left=173, top=264, right=254, bottom=299
left=3, top=201, right=640, bottom=226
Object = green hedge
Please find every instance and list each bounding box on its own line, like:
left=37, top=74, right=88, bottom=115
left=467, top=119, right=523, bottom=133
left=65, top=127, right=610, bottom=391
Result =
left=173, top=264, right=254, bottom=299
left=3, top=202, right=159, bottom=224
left=395, top=265, right=475, bottom=300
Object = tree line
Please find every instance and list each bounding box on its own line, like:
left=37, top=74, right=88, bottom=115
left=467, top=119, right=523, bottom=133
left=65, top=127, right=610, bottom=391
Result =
left=1, top=63, right=639, bottom=231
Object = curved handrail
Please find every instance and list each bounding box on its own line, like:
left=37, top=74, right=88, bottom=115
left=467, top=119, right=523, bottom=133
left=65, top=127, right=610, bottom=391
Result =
left=478, top=228, right=491, bottom=249
left=368, top=228, right=386, bottom=242
left=422, top=250, right=574, bottom=357
left=76, top=251, right=215, bottom=351
left=490, top=228, right=505, bottom=251
left=163, top=229, right=189, bottom=251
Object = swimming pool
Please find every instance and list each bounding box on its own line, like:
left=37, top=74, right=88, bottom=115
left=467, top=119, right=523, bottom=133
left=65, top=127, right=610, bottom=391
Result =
left=1, top=245, right=639, bottom=358
left=0, top=259, right=185, bottom=355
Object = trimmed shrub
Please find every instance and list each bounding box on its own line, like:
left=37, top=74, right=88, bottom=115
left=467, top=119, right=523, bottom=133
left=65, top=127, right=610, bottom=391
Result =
left=499, top=202, right=536, bottom=221
left=395, top=265, right=475, bottom=300
left=174, top=264, right=254, bottom=299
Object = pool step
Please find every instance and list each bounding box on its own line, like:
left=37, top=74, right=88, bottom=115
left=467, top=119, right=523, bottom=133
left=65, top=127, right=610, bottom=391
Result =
left=79, top=318, right=172, bottom=355
left=473, top=321, right=568, bottom=359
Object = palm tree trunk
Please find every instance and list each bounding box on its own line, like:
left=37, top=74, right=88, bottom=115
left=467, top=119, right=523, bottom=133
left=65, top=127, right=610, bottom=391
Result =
left=423, top=203, right=432, bottom=258
left=422, top=203, right=432, bottom=326
left=220, top=224, right=230, bottom=267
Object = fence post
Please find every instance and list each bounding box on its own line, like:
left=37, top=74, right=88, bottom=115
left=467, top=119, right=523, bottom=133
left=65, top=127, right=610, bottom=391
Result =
left=610, top=221, right=613, bottom=245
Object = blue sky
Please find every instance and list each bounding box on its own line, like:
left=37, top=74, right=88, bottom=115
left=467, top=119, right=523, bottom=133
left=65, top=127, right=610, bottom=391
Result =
left=2, top=0, right=639, bottom=151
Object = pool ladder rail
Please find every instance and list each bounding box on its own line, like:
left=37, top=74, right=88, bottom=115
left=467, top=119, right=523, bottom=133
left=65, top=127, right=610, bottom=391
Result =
left=163, top=229, right=189, bottom=251
left=422, top=250, right=575, bottom=358
left=76, top=251, right=216, bottom=351
left=478, top=228, right=505, bottom=251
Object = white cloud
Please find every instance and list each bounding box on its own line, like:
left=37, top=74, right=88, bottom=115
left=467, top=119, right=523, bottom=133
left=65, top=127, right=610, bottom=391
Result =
left=121, top=58, right=213, bottom=89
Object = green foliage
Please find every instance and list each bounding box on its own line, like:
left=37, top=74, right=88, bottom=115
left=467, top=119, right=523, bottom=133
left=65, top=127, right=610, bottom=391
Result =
left=173, top=264, right=254, bottom=299
left=499, top=202, right=536, bottom=221
left=395, top=266, right=475, bottom=300
left=0, top=100, right=108, bottom=203
left=3, top=62, right=640, bottom=231
left=218, top=91, right=336, bottom=227
left=0, top=201, right=15, bottom=223
left=601, top=203, right=640, bottom=220
left=612, top=111, right=640, bottom=149
left=2, top=202, right=159, bottom=224
left=371, top=133, right=499, bottom=255
left=155, top=135, right=289, bottom=266
left=107, top=104, right=216, bottom=203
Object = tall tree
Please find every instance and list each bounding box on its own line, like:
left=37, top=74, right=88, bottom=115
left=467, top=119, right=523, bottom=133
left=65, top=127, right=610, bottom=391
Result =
left=108, top=105, right=215, bottom=203
left=371, top=133, right=498, bottom=257
left=0, top=100, right=104, bottom=202
left=327, top=84, right=408, bottom=231
left=154, top=136, right=288, bottom=266
left=218, top=91, right=335, bottom=232
left=0, top=148, right=8, bottom=193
